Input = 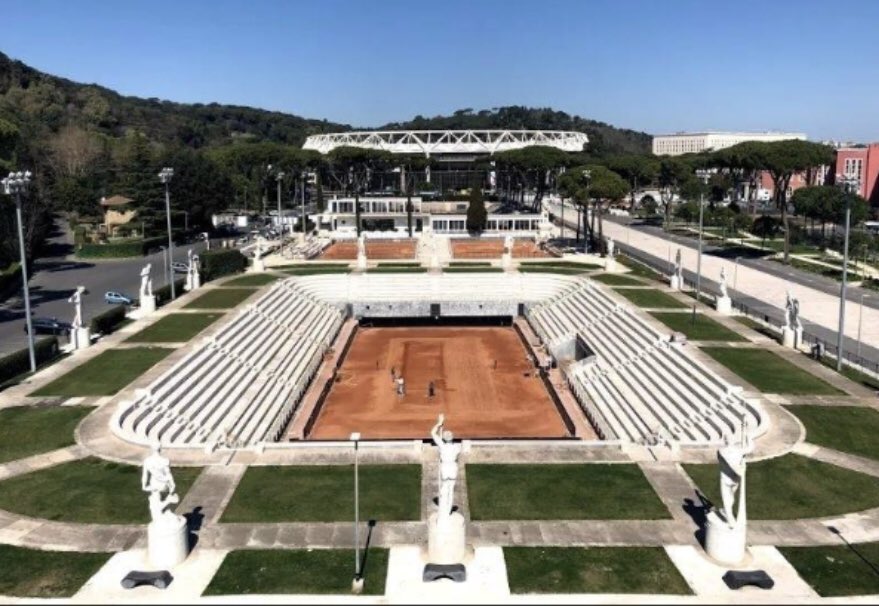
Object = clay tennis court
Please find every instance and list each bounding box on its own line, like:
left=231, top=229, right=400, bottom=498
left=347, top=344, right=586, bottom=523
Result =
left=450, top=238, right=553, bottom=259
left=307, top=326, right=570, bottom=440
left=319, top=239, right=416, bottom=260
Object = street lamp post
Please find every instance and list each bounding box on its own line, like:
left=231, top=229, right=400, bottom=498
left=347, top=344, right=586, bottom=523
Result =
left=581, top=169, right=592, bottom=253
left=301, top=171, right=308, bottom=238
left=350, top=432, right=363, bottom=593
left=275, top=170, right=285, bottom=235
left=2, top=171, right=36, bottom=371
left=693, top=169, right=712, bottom=323
left=734, top=256, right=741, bottom=292
left=836, top=174, right=859, bottom=371
left=158, top=168, right=175, bottom=300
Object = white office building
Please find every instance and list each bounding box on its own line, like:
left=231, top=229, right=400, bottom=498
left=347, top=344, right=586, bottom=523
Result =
left=652, top=131, right=807, bottom=156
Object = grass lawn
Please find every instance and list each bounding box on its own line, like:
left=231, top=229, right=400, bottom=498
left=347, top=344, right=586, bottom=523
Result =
left=780, top=542, right=879, bottom=597
left=466, top=464, right=669, bottom=520
left=787, top=405, right=879, bottom=460
left=0, top=457, right=200, bottom=524
left=365, top=267, right=427, bottom=273
left=125, top=313, right=222, bottom=343
left=591, top=273, right=645, bottom=286
left=204, top=549, right=389, bottom=596
left=504, top=546, right=691, bottom=594
left=700, top=347, right=842, bottom=395
left=443, top=267, right=504, bottom=273
left=449, top=261, right=492, bottom=267
left=617, top=255, right=664, bottom=281
left=0, top=405, right=92, bottom=464
left=221, top=465, right=421, bottom=522
left=684, top=453, right=879, bottom=519
left=221, top=274, right=280, bottom=287
left=518, top=260, right=602, bottom=269
left=613, top=288, right=687, bottom=309
left=283, top=266, right=351, bottom=276
left=733, top=316, right=780, bottom=340
left=650, top=312, right=745, bottom=341
left=183, top=288, right=257, bottom=309
left=817, top=357, right=879, bottom=391
left=0, top=544, right=108, bottom=598
left=517, top=266, right=595, bottom=275
left=30, top=347, right=173, bottom=397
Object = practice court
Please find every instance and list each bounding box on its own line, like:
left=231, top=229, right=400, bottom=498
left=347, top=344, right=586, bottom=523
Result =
left=306, top=326, right=569, bottom=439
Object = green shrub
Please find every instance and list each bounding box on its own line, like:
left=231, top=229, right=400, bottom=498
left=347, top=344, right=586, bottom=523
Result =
left=88, top=305, right=128, bottom=335
left=0, top=338, right=60, bottom=385
left=200, top=249, right=247, bottom=282
left=154, top=279, right=187, bottom=306
left=76, top=237, right=166, bottom=259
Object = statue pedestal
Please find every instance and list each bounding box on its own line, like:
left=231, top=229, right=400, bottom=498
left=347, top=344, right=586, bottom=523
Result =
left=427, top=512, right=468, bottom=565
left=192, top=273, right=201, bottom=289
left=147, top=515, right=189, bottom=569
left=71, top=327, right=91, bottom=350
left=501, top=253, right=512, bottom=270
left=670, top=275, right=681, bottom=290
left=605, top=257, right=616, bottom=272
left=704, top=510, right=747, bottom=566
left=252, top=258, right=265, bottom=272
left=140, top=295, right=157, bottom=316
left=781, top=327, right=801, bottom=349
left=356, top=254, right=368, bottom=271
left=716, top=296, right=732, bottom=315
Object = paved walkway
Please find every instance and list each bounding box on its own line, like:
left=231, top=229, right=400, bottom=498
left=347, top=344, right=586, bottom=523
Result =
left=600, top=218, right=879, bottom=348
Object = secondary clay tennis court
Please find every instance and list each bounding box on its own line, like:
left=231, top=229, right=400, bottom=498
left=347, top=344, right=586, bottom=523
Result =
left=319, top=239, right=417, bottom=260
left=450, top=238, right=553, bottom=259
left=306, top=326, right=570, bottom=440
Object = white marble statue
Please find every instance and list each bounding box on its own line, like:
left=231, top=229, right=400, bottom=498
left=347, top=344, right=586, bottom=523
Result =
left=254, top=237, right=263, bottom=262
left=606, top=237, right=615, bottom=258
left=503, top=234, right=513, bottom=254
left=719, top=266, right=729, bottom=299
left=139, top=263, right=153, bottom=300
left=141, top=442, right=180, bottom=525
left=674, top=248, right=683, bottom=281
left=357, top=234, right=366, bottom=259
left=68, top=286, right=86, bottom=329
left=430, top=414, right=461, bottom=519
left=704, top=421, right=753, bottom=565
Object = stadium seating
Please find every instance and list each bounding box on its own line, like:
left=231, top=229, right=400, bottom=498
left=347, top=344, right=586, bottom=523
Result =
left=526, top=279, right=763, bottom=446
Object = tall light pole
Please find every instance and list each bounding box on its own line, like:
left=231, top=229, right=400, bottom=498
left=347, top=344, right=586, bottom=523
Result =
left=693, top=169, right=712, bottom=323
left=301, top=170, right=308, bottom=238
left=2, top=171, right=36, bottom=372
left=350, top=432, right=363, bottom=594
left=836, top=173, right=859, bottom=371
left=581, top=169, right=592, bottom=253
left=733, top=256, right=742, bottom=292
left=275, top=170, right=285, bottom=235
left=158, top=167, right=175, bottom=300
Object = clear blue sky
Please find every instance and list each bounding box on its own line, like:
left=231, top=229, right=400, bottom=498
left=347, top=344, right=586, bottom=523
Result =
left=2, top=0, right=878, bottom=141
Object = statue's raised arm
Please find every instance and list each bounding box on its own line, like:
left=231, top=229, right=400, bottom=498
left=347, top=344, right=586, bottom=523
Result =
left=431, top=414, right=445, bottom=447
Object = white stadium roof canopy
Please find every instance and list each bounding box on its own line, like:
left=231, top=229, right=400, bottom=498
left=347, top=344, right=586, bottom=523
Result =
left=302, top=129, right=588, bottom=156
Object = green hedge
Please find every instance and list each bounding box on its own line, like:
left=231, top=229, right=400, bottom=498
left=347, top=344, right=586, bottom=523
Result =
left=0, top=338, right=60, bottom=385
left=200, top=249, right=247, bottom=282
left=155, top=279, right=187, bottom=306
left=76, top=237, right=166, bottom=259
left=89, top=306, right=128, bottom=335
left=0, top=263, right=22, bottom=301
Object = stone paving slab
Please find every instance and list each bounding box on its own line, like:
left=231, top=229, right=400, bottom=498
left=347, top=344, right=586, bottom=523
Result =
left=793, top=442, right=879, bottom=478
left=638, top=462, right=700, bottom=529
left=0, top=444, right=89, bottom=481
left=469, top=520, right=692, bottom=546
left=178, top=464, right=247, bottom=526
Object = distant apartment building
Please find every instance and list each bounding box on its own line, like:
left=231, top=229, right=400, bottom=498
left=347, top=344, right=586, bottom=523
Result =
left=834, top=144, right=879, bottom=205
left=651, top=131, right=807, bottom=156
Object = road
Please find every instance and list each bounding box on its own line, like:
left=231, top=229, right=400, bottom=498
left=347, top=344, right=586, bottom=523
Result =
left=0, top=219, right=208, bottom=356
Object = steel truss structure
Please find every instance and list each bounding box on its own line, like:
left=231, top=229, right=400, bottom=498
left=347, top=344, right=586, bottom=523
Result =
left=303, top=130, right=588, bottom=156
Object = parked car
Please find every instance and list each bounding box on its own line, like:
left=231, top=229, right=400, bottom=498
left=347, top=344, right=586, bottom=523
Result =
left=24, top=317, right=72, bottom=336
left=104, top=291, right=134, bottom=305
left=170, top=262, right=189, bottom=274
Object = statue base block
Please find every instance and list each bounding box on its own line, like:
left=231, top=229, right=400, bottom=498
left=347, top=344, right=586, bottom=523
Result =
left=252, top=259, right=265, bottom=273
left=147, top=515, right=189, bottom=569
left=716, top=296, right=732, bottom=315
left=192, top=274, right=201, bottom=289
left=427, top=512, right=467, bottom=565
left=670, top=275, right=681, bottom=290
left=140, top=295, right=156, bottom=316
left=356, top=255, right=368, bottom=271
left=501, top=254, right=512, bottom=270
left=704, top=510, right=747, bottom=566
left=781, top=327, right=801, bottom=349
left=605, top=258, right=616, bottom=272
left=71, top=327, right=91, bottom=350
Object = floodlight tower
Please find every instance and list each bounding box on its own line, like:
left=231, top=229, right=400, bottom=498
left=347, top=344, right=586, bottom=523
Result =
left=836, top=173, right=860, bottom=371
left=1, top=170, right=36, bottom=371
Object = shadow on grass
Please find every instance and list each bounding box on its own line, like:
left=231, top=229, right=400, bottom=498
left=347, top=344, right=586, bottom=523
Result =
left=828, top=526, right=879, bottom=580
left=682, top=492, right=713, bottom=547
left=185, top=506, right=204, bottom=551
left=357, top=519, right=377, bottom=583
